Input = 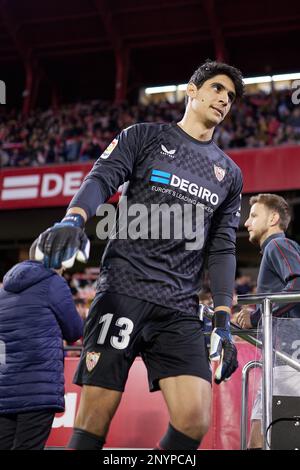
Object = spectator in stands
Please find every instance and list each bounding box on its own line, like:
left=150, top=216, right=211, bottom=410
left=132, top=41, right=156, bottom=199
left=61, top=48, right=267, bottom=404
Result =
left=0, top=89, right=300, bottom=169
left=0, top=140, right=9, bottom=167
left=287, top=107, right=300, bottom=133
left=235, top=274, right=253, bottom=296
left=0, top=240, right=83, bottom=450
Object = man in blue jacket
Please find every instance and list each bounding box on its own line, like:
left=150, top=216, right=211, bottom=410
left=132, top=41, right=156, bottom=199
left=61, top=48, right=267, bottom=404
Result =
left=235, top=193, right=300, bottom=449
left=0, top=241, right=83, bottom=450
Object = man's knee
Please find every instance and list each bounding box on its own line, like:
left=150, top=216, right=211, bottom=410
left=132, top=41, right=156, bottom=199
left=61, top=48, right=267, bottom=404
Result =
left=171, top=407, right=211, bottom=441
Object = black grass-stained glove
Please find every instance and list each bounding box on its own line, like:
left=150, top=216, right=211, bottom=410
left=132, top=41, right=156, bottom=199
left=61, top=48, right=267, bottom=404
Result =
left=209, top=311, right=238, bottom=385
left=35, top=213, right=90, bottom=269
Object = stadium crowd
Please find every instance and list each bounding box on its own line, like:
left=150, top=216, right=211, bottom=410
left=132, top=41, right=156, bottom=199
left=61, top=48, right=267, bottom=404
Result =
left=0, top=89, right=300, bottom=168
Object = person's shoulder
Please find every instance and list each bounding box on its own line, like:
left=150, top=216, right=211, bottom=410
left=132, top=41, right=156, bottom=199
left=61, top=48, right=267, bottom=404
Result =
left=121, top=122, right=170, bottom=141
left=48, top=271, right=69, bottom=291
left=131, top=122, right=171, bottom=134
left=269, top=236, right=300, bottom=252
left=264, top=235, right=291, bottom=257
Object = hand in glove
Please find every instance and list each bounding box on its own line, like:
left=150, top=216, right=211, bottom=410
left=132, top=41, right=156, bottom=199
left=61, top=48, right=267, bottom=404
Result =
left=209, top=310, right=238, bottom=385
left=35, top=213, right=90, bottom=269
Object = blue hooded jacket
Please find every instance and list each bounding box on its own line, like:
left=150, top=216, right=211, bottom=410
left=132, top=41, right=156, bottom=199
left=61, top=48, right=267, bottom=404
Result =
left=0, top=260, right=83, bottom=414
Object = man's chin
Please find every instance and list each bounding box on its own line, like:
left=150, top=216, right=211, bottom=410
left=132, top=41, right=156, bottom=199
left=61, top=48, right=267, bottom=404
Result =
left=249, top=234, right=260, bottom=246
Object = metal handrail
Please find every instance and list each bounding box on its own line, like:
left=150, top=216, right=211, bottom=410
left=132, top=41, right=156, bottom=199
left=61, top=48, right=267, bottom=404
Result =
left=238, top=291, right=300, bottom=304
left=200, top=305, right=300, bottom=372
left=240, top=360, right=262, bottom=450
left=237, top=292, right=300, bottom=450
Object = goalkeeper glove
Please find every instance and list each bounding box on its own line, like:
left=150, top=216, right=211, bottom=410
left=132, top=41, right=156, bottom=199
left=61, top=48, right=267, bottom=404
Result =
left=35, top=213, right=90, bottom=269
left=209, top=310, right=238, bottom=385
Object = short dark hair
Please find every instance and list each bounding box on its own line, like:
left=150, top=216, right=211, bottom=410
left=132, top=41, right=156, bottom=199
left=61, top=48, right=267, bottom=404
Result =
left=188, top=59, right=244, bottom=100
left=249, top=193, right=291, bottom=231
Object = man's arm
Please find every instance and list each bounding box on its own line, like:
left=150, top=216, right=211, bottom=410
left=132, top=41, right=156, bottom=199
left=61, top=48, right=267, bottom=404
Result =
left=208, top=169, right=243, bottom=383
left=207, top=170, right=243, bottom=308
left=36, top=125, right=143, bottom=268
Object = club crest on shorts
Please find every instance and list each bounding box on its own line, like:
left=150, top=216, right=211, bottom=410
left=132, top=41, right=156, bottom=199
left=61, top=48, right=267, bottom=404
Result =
left=100, top=138, right=118, bottom=159
left=86, top=352, right=101, bottom=372
left=214, top=164, right=226, bottom=182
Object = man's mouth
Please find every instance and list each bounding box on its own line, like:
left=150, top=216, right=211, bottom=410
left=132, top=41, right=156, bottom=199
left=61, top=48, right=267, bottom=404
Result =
left=211, top=106, right=223, bottom=118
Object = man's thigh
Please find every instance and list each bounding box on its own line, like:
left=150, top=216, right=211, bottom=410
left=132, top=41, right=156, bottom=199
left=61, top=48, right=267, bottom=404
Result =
left=142, top=308, right=211, bottom=392
left=0, top=414, right=17, bottom=450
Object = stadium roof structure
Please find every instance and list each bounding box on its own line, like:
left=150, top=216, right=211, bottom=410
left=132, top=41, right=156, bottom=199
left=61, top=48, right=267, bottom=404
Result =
left=1, top=0, right=300, bottom=108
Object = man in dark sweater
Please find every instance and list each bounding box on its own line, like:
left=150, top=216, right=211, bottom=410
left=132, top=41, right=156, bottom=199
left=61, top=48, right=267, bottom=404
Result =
left=235, top=193, right=300, bottom=449
left=36, top=61, right=244, bottom=450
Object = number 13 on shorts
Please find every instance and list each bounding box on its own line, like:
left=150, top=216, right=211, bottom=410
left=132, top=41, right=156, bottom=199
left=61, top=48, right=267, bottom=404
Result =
left=97, top=313, right=134, bottom=350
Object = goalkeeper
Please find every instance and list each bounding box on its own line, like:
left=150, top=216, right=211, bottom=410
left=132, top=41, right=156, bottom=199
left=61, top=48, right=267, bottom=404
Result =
left=36, top=60, right=243, bottom=450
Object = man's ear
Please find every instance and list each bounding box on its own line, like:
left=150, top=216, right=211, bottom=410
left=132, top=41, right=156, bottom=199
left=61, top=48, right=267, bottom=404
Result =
left=186, top=82, right=197, bottom=100
left=270, top=211, right=280, bottom=227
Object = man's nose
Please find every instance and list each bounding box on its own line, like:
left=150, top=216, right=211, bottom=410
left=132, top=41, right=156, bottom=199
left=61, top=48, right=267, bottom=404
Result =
left=219, top=93, right=229, bottom=106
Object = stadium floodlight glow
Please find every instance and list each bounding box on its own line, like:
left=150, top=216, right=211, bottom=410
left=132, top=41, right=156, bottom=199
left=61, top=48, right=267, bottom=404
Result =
left=144, top=72, right=300, bottom=96
left=145, top=85, right=177, bottom=94
left=243, top=76, right=272, bottom=85
left=272, top=72, right=300, bottom=82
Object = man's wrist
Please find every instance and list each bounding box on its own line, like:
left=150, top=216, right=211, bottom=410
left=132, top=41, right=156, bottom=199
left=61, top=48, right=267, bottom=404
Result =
left=67, top=207, right=88, bottom=222
left=61, top=213, right=85, bottom=228
left=212, top=310, right=230, bottom=329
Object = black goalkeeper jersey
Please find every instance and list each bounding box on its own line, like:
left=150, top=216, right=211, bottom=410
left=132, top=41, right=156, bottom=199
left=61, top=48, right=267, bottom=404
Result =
left=69, top=122, right=243, bottom=314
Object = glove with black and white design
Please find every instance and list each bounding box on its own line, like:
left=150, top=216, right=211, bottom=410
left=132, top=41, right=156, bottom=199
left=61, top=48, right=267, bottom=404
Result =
left=35, top=213, right=90, bottom=269
left=209, top=310, right=238, bottom=385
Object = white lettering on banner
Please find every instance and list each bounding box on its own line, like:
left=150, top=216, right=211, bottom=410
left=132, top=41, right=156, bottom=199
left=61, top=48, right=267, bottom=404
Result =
left=1, top=175, right=40, bottom=200
left=41, top=174, right=63, bottom=197
left=1, top=171, right=88, bottom=202
left=52, top=393, right=77, bottom=428
left=63, top=172, right=83, bottom=196
left=3, top=175, right=40, bottom=188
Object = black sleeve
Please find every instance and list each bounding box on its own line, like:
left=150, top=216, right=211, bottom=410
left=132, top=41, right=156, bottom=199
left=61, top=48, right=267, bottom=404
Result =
left=207, top=169, right=243, bottom=308
left=68, top=124, right=144, bottom=219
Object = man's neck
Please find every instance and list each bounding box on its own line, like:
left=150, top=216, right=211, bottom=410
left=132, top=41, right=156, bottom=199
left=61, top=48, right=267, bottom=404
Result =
left=177, top=115, right=214, bottom=142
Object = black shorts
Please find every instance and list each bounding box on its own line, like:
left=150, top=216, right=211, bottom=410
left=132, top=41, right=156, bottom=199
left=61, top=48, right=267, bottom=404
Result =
left=74, top=292, right=211, bottom=392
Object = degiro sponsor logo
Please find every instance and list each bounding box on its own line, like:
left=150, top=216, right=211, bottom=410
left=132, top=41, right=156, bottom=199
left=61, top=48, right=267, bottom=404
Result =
left=150, top=169, right=219, bottom=205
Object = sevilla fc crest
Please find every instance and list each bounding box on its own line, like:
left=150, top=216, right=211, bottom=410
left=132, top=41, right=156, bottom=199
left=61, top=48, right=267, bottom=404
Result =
left=214, top=164, right=226, bottom=182
left=86, top=352, right=101, bottom=372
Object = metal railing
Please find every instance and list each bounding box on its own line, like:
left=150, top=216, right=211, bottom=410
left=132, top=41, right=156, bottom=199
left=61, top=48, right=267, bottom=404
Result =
left=240, top=360, right=262, bottom=450
left=237, top=291, right=300, bottom=450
